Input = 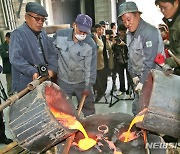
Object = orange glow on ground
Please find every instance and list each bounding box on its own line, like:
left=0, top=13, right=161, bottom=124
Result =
left=119, top=131, right=138, bottom=142
left=121, top=115, right=144, bottom=142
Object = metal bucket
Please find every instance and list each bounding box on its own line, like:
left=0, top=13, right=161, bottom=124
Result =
left=137, top=70, right=180, bottom=138
left=8, top=81, right=78, bottom=153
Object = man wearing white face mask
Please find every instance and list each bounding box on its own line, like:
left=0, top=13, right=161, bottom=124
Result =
left=53, top=14, right=97, bottom=117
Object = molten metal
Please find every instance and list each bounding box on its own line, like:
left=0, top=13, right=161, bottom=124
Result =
left=119, top=131, right=138, bottom=142
left=120, top=115, right=144, bottom=142
left=46, top=87, right=96, bottom=151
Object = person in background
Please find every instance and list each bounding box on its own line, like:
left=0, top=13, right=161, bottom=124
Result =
left=53, top=14, right=97, bottom=117
left=110, top=22, right=117, bottom=37
left=0, top=32, right=12, bottom=96
left=118, top=1, right=165, bottom=115
left=0, top=65, right=12, bottom=144
left=158, top=24, right=169, bottom=47
left=112, top=24, right=131, bottom=99
left=105, top=29, right=115, bottom=76
left=92, top=24, right=107, bottom=102
left=158, top=24, right=170, bottom=58
left=9, top=2, right=57, bottom=93
left=99, top=21, right=111, bottom=78
left=99, top=21, right=109, bottom=35
left=155, top=0, right=180, bottom=75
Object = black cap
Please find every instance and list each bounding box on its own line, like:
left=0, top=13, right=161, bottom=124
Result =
left=26, top=2, right=48, bottom=17
left=99, top=21, right=109, bottom=26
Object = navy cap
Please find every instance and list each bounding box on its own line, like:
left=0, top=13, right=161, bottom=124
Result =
left=118, top=1, right=142, bottom=17
left=99, top=21, right=109, bottom=26
left=26, top=2, right=48, bottom=17
left=75, top=14, right=92, bottom=33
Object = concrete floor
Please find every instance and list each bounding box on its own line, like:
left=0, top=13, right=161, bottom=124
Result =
left=0, top=57, right=133, bottom=150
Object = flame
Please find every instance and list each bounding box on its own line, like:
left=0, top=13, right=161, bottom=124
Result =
left=121, top=115, right=144, bottom=142
left=45, top=86, right=96, bottom=151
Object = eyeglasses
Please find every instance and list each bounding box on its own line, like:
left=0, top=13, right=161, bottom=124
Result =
left=27, top=14, right=47, bottom=22
left=158, top=4, right=171, bottom=12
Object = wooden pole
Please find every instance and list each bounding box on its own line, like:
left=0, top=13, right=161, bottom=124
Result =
left=0, top=76, right=48, bottom=112
left=168, top=50, right=180, bottom=66
left=0, top=141, right=18, bottom=153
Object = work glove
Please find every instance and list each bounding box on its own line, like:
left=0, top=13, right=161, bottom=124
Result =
left=82, top=89, right=90, bottom=97
left=154, top=53, right=165, bottom=67
left=132, top=76, right=139, bottom=85
left=135, top=83, right=143, bottom=92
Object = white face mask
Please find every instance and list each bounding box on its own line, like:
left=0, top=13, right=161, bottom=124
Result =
left=75, top=34, right=87, bottom=41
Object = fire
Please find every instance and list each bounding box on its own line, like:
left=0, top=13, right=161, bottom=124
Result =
left=119, top=131, right=138, bottom=142
left=45, top=86, right=96, bottom=151
left=121, top=115, right=144, bottom=142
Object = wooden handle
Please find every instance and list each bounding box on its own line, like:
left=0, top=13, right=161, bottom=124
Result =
left=168, top=50, right=180, bottom=66
left=0, top=141, right=18, bottom=153
left=77, top=94, right=87, bottom=116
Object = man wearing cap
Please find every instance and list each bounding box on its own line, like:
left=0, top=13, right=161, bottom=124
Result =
left=9, top=2, right=57, bottom=92
left=118, top=1, right=165, bottom=115
left=53, top=14, right=97, bottom=117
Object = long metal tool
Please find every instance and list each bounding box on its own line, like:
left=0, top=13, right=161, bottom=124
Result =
left=0, top=76, right=48, bottom=112
left=62, top=94, right=88, bottom=154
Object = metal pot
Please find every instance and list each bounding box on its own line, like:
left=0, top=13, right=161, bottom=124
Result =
left=8, top=81, right=78, bottom=153
left=137, top=69, right=180, bottom=138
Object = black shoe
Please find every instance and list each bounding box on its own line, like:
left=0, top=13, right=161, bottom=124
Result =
left=0, top=137, right=13, bottom=144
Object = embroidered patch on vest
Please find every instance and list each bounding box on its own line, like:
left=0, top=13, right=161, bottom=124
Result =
left=146, top=41, right=152, bottom=48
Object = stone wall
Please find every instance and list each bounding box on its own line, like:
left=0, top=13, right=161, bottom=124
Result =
left=94, top=0, right=118, bottom=25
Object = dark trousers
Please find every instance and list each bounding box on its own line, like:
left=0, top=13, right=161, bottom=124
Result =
left=94, top=68, right=107, bottom=97
left=0, top=99, right=6, bottom=138
left=113, top=62, right=131, bottom=94
left=57, top=79, right=95, bottom=117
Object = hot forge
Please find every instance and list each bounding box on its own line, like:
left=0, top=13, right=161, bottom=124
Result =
left=55, top=113, right=166, bottom=154
left=45, top=85, right=166, bottom=153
